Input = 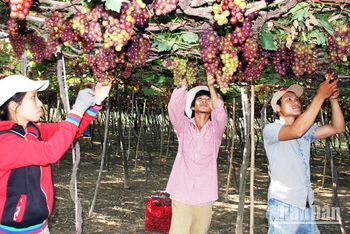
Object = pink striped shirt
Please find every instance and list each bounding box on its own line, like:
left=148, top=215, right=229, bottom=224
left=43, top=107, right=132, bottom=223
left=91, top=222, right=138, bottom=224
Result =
left=166, top=86, right=227, bottom=205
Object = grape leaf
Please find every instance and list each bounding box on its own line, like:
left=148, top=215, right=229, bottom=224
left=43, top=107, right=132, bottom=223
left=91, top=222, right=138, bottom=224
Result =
left=172, top=44, right=179, bottom=51
left=142, top=86, right=162, bottom=96
left=152, top=40, right=172, bottom=52
left=15, top=63, right=22, bottom=73
left=317, top=15, right=334, bottom=37
left=181, top=32, right=198, bottom=44
left=260, top=32, right=276, bottom=51
left=105, top=0, right=122, bottom=13
left=309, top=30, right=326, bottom=45
left=288, top=2, right=310, bottom=15
left=269, top=74, right=282, bottom=84
left=141, top=87, right=155, bottom=96
left=157, top=75, right=167, bottom=84
left=0, top=55, right=8, bottom=62
left=289, top=2, right=310, bottom=21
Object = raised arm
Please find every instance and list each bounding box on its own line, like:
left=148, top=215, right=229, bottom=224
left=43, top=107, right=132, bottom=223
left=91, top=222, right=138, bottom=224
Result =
left=207, top=73, right=218, bottom=109
left=207, top=73, right=227, bottom=136
left=168, top=78, right=188, bottom=133
left=313, top=86, right=345, bottom=139
left=278, top=79, right=339, bottom=141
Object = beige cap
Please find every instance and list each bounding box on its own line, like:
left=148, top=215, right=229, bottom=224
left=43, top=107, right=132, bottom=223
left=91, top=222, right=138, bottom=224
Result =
left=271, top=84, right=303, bottom=112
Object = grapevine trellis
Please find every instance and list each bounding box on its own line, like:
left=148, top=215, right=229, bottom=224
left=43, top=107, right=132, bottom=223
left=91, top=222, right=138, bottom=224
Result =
left=0, top=0, right=350, bottom=90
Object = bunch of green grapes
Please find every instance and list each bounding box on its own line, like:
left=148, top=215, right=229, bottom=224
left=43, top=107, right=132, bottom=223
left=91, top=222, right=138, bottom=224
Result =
left=184, top=60, right=199, bottom=86
left=218, top=34, right=239, bottom=93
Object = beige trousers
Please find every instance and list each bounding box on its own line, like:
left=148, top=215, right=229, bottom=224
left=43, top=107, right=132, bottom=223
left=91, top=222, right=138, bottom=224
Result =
left=169, top=200, right=213, bottom=234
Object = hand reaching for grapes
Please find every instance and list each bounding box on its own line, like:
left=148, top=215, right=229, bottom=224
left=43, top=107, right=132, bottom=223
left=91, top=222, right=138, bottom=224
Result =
left=181, top=78, right=187, bottom=88
left=207, top=73, right=215, bottom=87
left=329, top=86, right=340, bottom=101
left=94, top=82, right=112, bottom=105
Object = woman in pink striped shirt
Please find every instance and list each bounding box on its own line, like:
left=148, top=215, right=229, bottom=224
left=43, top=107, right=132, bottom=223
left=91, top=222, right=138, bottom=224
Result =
left=166, top=73, right=227, bottom=234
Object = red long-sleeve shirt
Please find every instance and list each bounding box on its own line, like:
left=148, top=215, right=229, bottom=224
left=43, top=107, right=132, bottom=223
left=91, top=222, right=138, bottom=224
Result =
left=0, top=105, right=100, bottom=229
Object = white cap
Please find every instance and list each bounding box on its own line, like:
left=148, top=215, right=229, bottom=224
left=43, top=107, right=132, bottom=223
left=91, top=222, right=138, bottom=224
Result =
left=0, top=75, right=49, bottom=106
left=271, top=84, right=303, bottom=112
left=185, top=85, right=209, bottom=118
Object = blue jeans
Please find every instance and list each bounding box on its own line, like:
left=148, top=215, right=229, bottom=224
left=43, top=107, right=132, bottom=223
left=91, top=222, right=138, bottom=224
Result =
left=266, top=199, right=320, bottom=234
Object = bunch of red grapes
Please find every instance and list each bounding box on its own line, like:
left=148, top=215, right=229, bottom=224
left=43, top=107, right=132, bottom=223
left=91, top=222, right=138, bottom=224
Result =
left=7, top=19, right=26, bottom=57
left=327, top=20, right=349, bottom=64
left=233, top=44, right=269, bottom=82
left=103, top=0, right=149, bottom=52
left=7, top=19, right=57, bottom=62
left=86, top=48, right=117, bottom=83
left=271, top=47, right=292, bottom=76
left=199, top=30, right=222, bottom=77
left=3, top=0, right=32, bottom=20
left=291, top=42, right=317, bottom=77
left=153, top=0, right=178, bottom=15
left=231, top=11, right=258, bottom=45
left=45, top=11, right=75, bottom=48
left=121, top=34, right=151, bottom=79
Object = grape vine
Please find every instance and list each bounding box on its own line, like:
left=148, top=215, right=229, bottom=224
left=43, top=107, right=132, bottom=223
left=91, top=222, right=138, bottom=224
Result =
left=2, top=0, right=349, bottom=94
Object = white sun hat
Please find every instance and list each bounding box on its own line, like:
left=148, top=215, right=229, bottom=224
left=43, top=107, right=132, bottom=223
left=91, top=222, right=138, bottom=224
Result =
left=271, top=84, right=303, bottom=112
left=185, top=85, right=209, bottom=118
left=0, top=75, right=49, bottom=107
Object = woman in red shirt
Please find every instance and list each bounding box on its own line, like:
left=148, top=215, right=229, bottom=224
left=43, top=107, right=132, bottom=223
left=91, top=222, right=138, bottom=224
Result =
left=0, top=75, right=111, bottom=234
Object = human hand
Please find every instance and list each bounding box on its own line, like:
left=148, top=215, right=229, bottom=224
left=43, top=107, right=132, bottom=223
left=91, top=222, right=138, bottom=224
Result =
left=73, top=89, right=96, bottom=113
left=181, top=78, right=187, bottom=88
left=317, top=78, right=339, bottom=100
left=329, top=87, right=340, bottom=100
left=94, top=82, right=111, bottom=105
left=207, top=73, right=215, bottom=87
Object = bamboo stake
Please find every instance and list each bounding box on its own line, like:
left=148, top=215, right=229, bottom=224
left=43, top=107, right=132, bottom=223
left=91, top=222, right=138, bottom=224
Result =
left=249, top=85, right=255, bottom=234
left=118, top=90, right=130, bottom=189
left=160, top=106, right=165, bottom=157
left=127, top=92, right=134, bottom=160
left=135, top=99, right=147, bottom=169
left=166, top=124, right=172, bottom=158
left=225, top=98, right=236, bottom=202
left=236, top=87, right=251, bottom=234
left=89, top=98, right=111, bottom=217
left=320, top=108, right=347, bottom=234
